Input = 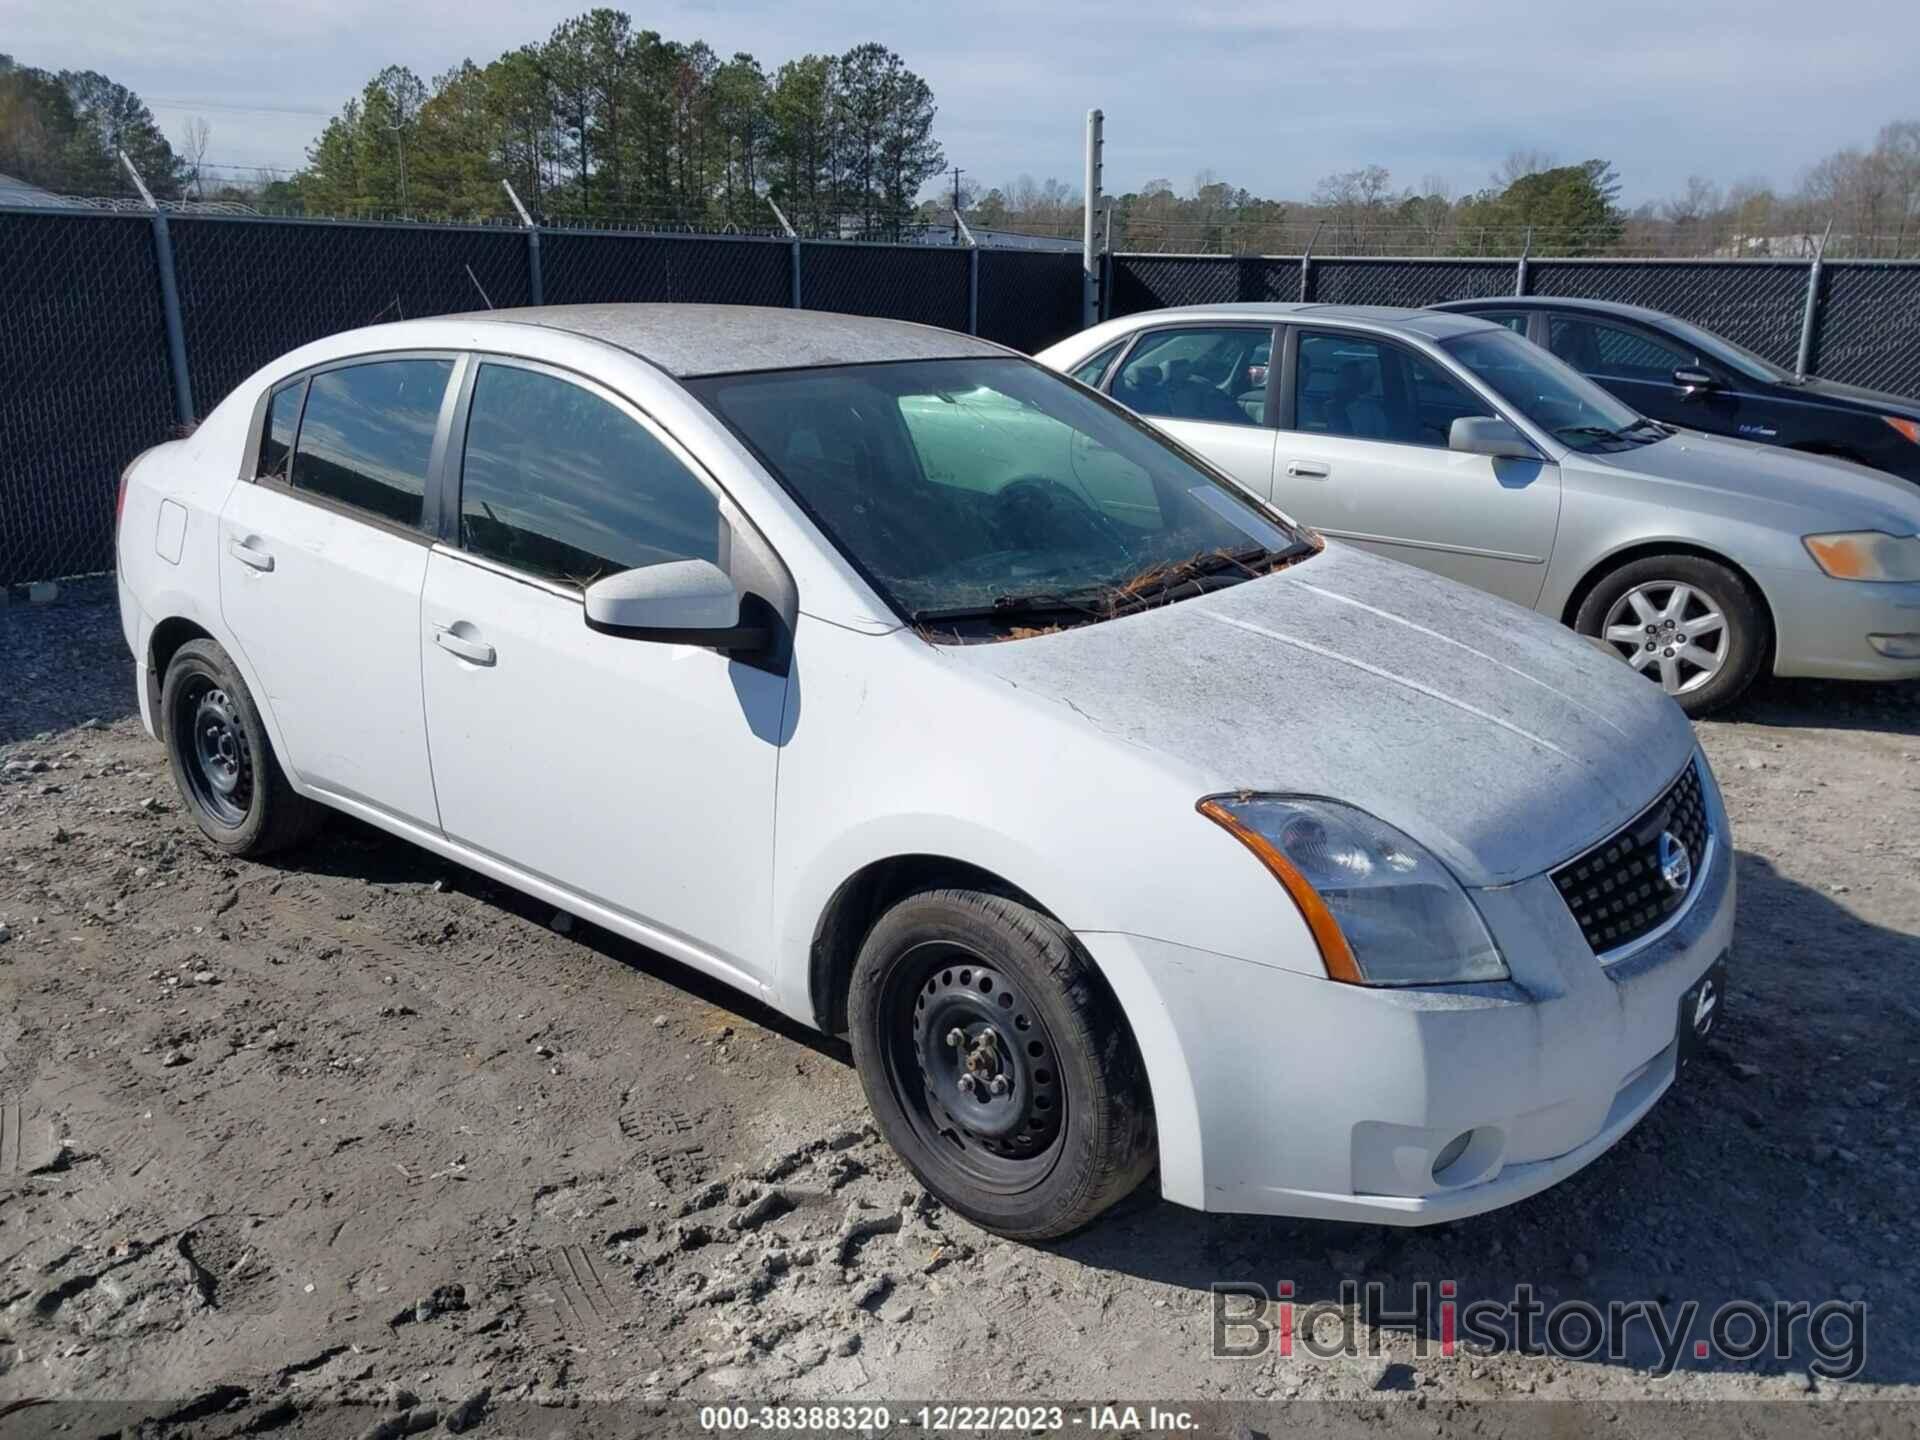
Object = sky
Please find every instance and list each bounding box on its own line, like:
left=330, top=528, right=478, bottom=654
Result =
left=4, top=0, right=1916, bottom=206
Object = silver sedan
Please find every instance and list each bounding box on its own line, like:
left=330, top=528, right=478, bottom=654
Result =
left=1037, top=303, right=1920, bottom=713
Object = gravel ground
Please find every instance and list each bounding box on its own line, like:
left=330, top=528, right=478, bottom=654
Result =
left=3, top=577, right=1919, bottom=1436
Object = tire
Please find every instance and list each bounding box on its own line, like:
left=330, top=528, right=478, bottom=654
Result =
left=848, top=889, right=1156, bottom=1241
left=1574, top=554, right=1768, bottom=716
left=160, top=638, right=325, bottom=856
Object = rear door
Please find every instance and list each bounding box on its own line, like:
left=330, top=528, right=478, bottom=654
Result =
left=1273, top=327, right=1561, bottom=607
left=1105, top=324, right=1279, bottom=500
left=218, top=354, right=458, bottom=829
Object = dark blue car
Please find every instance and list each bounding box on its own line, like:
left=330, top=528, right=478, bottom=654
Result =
left=1435, top=297, right=1920, bottom=485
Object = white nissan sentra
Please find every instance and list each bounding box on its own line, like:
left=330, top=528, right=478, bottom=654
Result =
left=115, top=304, right=1732, bottom=1239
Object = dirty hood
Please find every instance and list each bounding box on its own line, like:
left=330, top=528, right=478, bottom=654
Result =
left=959, top=543, right=1697, bottom=888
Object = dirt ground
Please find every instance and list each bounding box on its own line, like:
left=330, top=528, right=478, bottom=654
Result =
left=3, top=577, right=1919, bottom=1436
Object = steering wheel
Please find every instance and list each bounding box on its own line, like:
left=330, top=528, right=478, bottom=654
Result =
left=992, top=476, right=1133, bottom=562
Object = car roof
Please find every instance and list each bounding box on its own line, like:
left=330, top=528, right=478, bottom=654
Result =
left=1433, top=295, right=1678, bottom=326
left=445, top=303, right=1011, bottom=377
left=1112, top=301, right=1502, bottom=341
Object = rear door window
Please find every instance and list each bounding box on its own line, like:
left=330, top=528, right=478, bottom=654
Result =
left=1113, top=327, right=1270, bottom=427
left=290, top=359, right=453, bottom=528
left=457, top=362, right=720, bottom=586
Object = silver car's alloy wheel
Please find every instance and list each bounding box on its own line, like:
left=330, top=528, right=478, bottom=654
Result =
left=1602, top=582, right=1729, bottom=696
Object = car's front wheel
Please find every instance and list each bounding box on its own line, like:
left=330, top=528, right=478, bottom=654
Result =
left=161, top=638, right=325, bottom=856
left=848, top=889, right=1156, bottom=1241
left=1575, top=554, right=1768, bottom=716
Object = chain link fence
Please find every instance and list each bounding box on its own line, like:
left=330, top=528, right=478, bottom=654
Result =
left=169, top=216, right=534, bottom=417
left=8, top=205, right=1919, bottom=588
left=976, top=250, right=1085, bottom=357
left=542, top=231, right=792, bottom=307
left=1107, top=252, right=1920, bottom=402
left=1812, top=262, right=1920, bottom=399
left=1, top=212, right=180, bottom=587
left=0, top=208, right=1092, bottom=586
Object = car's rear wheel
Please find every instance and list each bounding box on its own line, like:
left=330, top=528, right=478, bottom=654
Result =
left=161, top=638, right=324, bottom=856
left=847, top=889, right=1155, bottom=1241
left=1576, top=554, right=1767, bottom=715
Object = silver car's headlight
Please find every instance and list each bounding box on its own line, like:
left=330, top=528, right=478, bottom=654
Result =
left=1803, top=531, right=1920, bottom=582
left=1198, top=795, right=1508, bottom=986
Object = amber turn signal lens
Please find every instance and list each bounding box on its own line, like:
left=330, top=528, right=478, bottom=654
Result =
left=1804, top=534, right=1872, bottom=579
left=1884, top=416, right=1920, bottom=446
left=1196, top=798, right=1363, bottom=984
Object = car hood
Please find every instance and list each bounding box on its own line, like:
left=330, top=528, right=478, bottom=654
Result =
left=1583, top=427, right=1920, bottom=531
left=1787, top=375, right=1920, bottom=418
left=958, top=543, right=1696, bottom=889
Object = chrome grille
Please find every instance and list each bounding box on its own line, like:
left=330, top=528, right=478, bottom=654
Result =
left=1550, top=761, right=1709, bottom=956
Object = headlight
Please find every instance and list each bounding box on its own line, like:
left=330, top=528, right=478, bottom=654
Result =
left=1197, top=795, right=1507, bottom=986
left=1802, top=531, right=1920, bottom=582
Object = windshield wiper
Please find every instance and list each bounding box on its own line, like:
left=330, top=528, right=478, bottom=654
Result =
left=1106, top=543, right=1285, bottom=612
left=910, top=591, right=1109, bottom=626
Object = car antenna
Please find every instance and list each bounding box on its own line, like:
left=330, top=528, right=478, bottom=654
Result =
left=465, top=265, right=494, bottom=311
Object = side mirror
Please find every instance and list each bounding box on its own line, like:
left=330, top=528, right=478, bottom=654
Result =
left=584, top=559, right=769, bottom=652
left=1449, top=416, right=1541, bottom=461
left=1673, top=366, right=1715, bottom=397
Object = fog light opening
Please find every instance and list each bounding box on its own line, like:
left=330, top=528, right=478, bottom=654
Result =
left=1431, top=1130, right=1475, bottom=1183
left=1868, top=633, right=1920, bottom=659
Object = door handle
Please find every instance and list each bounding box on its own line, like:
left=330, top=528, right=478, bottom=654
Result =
left=433, top=627, right=496, bottom=666
left=1287, top=460, right=1332, bottom=479
left=227, top=538, right=274, bottom=571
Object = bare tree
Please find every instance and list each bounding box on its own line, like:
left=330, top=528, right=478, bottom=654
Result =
left=178, top=115, right=211, bottom=199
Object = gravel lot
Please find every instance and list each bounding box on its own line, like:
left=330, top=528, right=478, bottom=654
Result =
left=3, top=577, right=1919, bottom=1435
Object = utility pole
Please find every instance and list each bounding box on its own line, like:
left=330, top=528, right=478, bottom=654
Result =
left=949, top=165, right=965, bottom=246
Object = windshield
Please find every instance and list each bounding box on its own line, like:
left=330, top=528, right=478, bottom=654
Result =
left=689, top=357, right=1313, bottom=626
left=1653, top=315, right=1794, bottom=383
left=1442, top=329, right=1666, bottom=453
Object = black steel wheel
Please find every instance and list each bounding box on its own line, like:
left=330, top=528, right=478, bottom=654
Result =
left=174, top=677, right=255, bottom=827
left=848, top=889, right=1156, bottom=1240
left=886, top=944, right=1068, bottom=1194
left=160, top=638, right=325, bottom=856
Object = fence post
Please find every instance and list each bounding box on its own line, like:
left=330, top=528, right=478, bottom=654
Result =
left=1299, top=221, right=1322, bottom=302
left=1515, top=227, right=1532, bottom=296
left=953, top=210, right=980, bottom=335
left=502, top=181, right=542, bottom=305
left=1082, top=109, right=1104, bottom=330
left=768, top=198, right=802, bottom=308
left=1795, top=219, right=1833, bottom=381
left=122, top=151, right=193, bottom=425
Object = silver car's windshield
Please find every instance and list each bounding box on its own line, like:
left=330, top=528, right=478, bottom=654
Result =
left=689, top=357, right=1314, bottom=629
left=1442, top=328, right=1666, bottom=452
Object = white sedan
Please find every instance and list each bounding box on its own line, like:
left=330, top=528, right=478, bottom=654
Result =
left=115, top=304, right=1732, bottom=1238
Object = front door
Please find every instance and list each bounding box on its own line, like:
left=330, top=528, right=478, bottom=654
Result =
left=418, top=358, right=786, bottom=988
left=217, top=355, right=456, bottom=829
left=1274, top=329, right=1561, bottom=607
left=1544, top=314, right=1748, bottom=438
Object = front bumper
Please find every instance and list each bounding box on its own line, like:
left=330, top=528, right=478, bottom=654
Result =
left=1760, top=566, right=1920, bottom=680
left=1077, top=761, right=1735, bottom=1224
